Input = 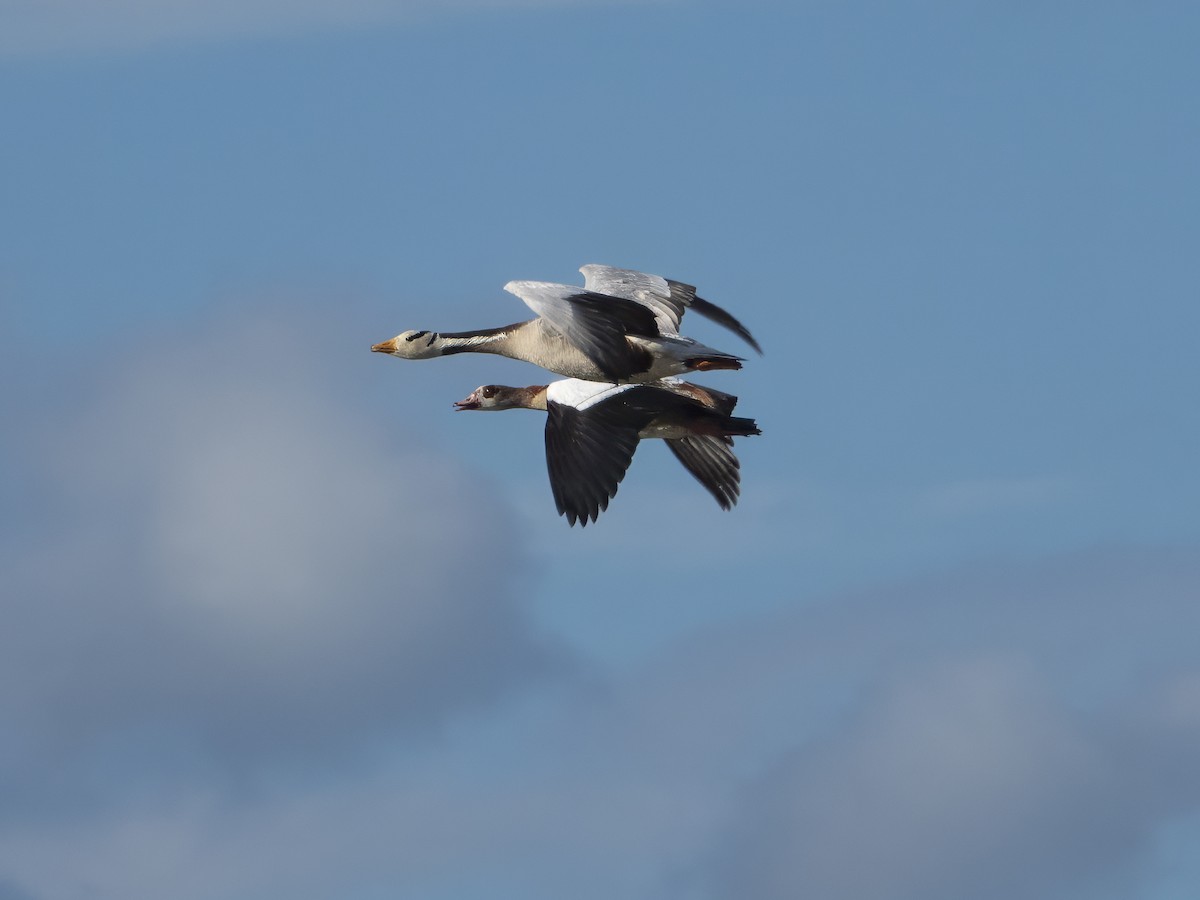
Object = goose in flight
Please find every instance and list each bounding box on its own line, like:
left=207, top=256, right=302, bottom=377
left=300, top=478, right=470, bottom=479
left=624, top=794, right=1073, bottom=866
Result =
left=453, top=378, right=761, bottom=526
left=372, top=264, right=761, bottom=383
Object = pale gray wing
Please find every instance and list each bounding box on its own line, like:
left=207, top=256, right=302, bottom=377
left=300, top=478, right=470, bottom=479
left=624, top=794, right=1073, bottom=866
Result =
left=504, top=280, right=657, bottom=380
left=579, top=264, right=688, bottom=335
left=665, top=435, right=742, bottom=510
left=580, top=264, right=763, bottom=354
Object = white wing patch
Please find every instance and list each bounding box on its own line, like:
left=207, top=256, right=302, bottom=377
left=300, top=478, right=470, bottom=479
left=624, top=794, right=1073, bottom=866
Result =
left=546, top=379, right=636, bottom=411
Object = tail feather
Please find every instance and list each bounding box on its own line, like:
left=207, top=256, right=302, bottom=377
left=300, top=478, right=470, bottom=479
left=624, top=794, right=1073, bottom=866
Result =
left=722, top=415, right=761, bottom=438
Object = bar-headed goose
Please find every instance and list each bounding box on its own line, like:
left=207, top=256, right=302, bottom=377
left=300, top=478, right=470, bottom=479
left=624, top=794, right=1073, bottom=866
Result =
left=371, top=264, right=760, bottom=383
left=453, top=378, right=761, bottom=526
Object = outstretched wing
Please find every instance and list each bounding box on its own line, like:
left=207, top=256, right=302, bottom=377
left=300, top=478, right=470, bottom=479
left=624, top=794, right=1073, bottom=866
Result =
left=580, top=264, right=762, bottom=354
left=666, top=436, right=742, bottom=510
left=544, top=398, right=647, bottom=526
left=579, top=264, right=692, bottom=335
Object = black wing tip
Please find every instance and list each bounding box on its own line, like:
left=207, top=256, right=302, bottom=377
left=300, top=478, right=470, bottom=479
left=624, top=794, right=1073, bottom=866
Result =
left=561, top=506, right=602, bottom=527
left=690, top=295, right=764, bottom=355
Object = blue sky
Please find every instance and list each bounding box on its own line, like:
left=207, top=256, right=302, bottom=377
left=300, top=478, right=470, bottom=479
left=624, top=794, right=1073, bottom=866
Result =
left=2, top=1, right=1199, bottom=898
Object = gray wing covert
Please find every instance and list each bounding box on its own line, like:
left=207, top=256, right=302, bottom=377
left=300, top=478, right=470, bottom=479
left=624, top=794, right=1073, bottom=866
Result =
left=580, top=264, right=691, bottom=335
left=579, top=264, right=762, bottom=353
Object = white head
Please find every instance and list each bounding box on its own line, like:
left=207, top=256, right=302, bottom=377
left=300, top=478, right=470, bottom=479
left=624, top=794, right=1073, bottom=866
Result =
left=370, top=330, right=442, bottom=360
left=453, top=385, right=542, bottom=411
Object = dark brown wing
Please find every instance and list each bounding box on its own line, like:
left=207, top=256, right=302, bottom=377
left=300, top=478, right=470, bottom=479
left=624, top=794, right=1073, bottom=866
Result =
left=666, top=435, right=742, bottom=510
left=544, top=399, right=647, bottom=526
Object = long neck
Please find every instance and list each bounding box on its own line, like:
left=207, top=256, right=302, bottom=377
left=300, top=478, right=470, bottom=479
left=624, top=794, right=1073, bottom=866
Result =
left=502, top=385, right=548, bottom=411
left=437, top=321, right=530, bottom=357
left=522, top=386, right=549, bottom=411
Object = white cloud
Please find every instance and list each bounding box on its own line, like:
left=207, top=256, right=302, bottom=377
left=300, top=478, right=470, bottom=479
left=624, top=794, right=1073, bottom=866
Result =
left=2, top=332, right=1198, bottom=900
left=0, top=0, right=649, bottom=59
left=0, top=310, right=558, bottom=801
left=686, top=548, right=1200, bottom=900
left=708, top=657, right=1139, bottom=900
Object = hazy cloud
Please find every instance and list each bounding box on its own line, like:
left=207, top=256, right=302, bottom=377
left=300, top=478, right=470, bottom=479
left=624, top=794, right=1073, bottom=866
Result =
left=0, top=310, right=557, bottom=810
left=1, top=306, right=1196, bottom=898
left=692, top=548, right=1200, bottom=900
left=492, top=545, right=1200, bottom=900
left=707, top=657, right=1198, bottom=900
left=1, top=543, right=1197, bottom=899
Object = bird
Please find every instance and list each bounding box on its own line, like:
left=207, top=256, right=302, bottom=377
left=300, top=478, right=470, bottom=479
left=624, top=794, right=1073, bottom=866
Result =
left=453, top=377, right=762, bottom=526
left=371, top=264, right=761, bottom=383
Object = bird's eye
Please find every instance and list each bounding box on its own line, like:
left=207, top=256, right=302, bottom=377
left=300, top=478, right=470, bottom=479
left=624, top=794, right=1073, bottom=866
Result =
left=483, top=386, right=497, bottom=398
left=426, top=332, right=437, bottom=347
left=405, top=331, right=428, bottom=342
